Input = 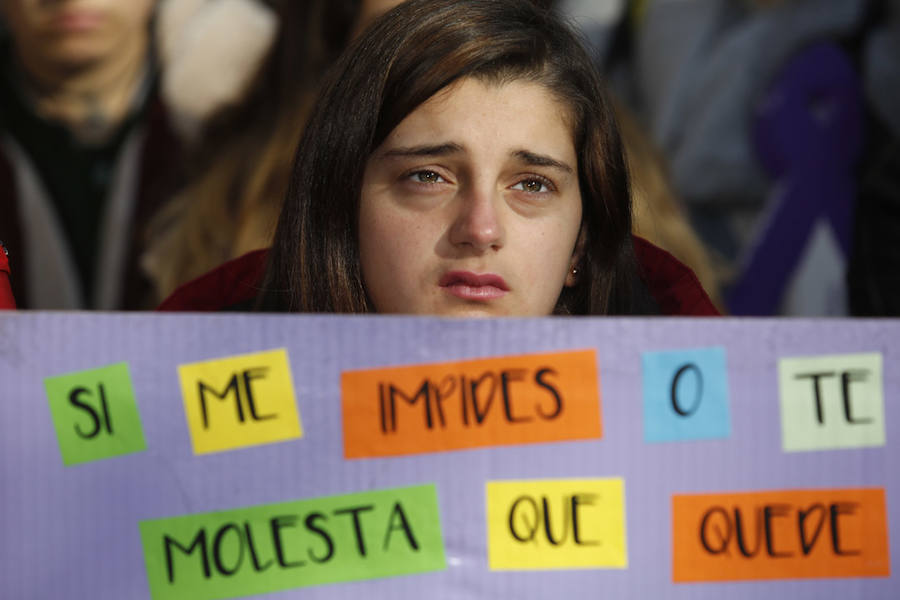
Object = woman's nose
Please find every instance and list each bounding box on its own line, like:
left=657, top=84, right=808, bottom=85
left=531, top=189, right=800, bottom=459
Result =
left=448, top=185, right=504, bottom=251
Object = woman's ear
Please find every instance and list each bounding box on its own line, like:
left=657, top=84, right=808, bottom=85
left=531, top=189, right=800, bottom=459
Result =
left=565, top=223, right=587, bottom=287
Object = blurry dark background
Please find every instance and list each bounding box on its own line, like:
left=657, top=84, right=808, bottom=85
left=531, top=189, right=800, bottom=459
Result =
left=1, top=0, right=897, bottom=315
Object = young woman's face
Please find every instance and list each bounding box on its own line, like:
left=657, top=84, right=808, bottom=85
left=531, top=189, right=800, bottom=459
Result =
left=358, top=77, right=584, bottom=317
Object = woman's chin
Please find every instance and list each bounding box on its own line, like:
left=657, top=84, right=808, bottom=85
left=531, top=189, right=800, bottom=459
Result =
left=428, top=301, right=516, bottom=318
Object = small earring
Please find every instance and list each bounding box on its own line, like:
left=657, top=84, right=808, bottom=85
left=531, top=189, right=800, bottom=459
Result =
left=571, top=267, right=578, bottom=275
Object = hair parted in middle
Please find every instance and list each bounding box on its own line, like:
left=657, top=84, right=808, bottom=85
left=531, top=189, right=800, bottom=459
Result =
left=258, top=0, right=653, bottom=315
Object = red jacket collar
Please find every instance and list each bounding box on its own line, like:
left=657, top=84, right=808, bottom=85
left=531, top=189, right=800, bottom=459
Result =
left=159, top=237, right=719, bottom=316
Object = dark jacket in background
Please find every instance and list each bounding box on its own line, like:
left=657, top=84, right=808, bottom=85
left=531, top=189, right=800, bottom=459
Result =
left=0, top=38, right=181, bottom=310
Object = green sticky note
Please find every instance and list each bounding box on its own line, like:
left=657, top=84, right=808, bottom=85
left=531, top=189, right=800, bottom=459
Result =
left=139, top=484, right=446, bottom=600
left=778, top=352, right=885, bottom=452
left=44, top=362, right=147, bottom=466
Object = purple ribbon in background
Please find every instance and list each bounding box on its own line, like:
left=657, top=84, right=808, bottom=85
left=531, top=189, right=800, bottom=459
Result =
left=727, top=42, right=862, bottom=316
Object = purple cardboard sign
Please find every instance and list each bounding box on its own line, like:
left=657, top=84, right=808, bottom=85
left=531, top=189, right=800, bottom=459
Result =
left=0, top=313, right=897, bottom=599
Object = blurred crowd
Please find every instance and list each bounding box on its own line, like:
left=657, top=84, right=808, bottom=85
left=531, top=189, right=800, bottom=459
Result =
left=0, top=0, right=897, bottom=315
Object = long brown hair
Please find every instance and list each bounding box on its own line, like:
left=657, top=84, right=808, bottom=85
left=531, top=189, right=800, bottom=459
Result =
left=259, top=0, right=651, bottom=314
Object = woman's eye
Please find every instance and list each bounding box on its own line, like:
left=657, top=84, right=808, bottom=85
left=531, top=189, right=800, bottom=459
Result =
left=409, top=170, right=445, bottom=184
left=512, top=178, right=553, bottom=193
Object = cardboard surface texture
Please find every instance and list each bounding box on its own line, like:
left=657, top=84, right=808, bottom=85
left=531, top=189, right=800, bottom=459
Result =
left=1, top=313, right=897, bottom=599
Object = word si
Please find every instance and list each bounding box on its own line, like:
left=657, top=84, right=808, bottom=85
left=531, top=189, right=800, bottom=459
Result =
left=69, top=383, right=114, bottom=438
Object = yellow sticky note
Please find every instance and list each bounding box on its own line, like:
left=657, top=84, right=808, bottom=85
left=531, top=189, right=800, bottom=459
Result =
left=178, top=349, right=302, bottom=454
left=486, top=478, right=627, bottom=570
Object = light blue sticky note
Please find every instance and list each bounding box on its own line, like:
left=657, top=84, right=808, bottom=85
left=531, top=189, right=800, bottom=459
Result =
left=642, top=347, right=730, bottom=443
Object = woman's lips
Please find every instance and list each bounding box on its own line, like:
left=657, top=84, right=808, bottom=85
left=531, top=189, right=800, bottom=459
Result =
left=47, top=11, right=106, bottom=34
left=439, top=271, right=509, bottom=301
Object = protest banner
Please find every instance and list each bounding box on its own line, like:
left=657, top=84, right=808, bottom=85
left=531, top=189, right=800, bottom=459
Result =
left=0, top=313, right=896, bottom=599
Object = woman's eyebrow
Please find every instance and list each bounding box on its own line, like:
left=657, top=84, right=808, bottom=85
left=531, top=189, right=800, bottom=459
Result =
left=380, top=142, right=463, bottom=159
left=512, top=149, right=574, bottom=174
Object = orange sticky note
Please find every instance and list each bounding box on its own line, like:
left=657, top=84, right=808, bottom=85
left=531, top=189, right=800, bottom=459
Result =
left=672, top=488, right=890, bottom=582
left=341, top=350, right=601, bottom=458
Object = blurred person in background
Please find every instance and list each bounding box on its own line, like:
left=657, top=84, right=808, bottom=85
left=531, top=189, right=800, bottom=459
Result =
left=0, top=0, right=180, bottom=309
left=624, top=0, right=891, bottom=315
left=142, top=0, right=362, bottom=303
left=562, top=0, right=900, bottom=316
